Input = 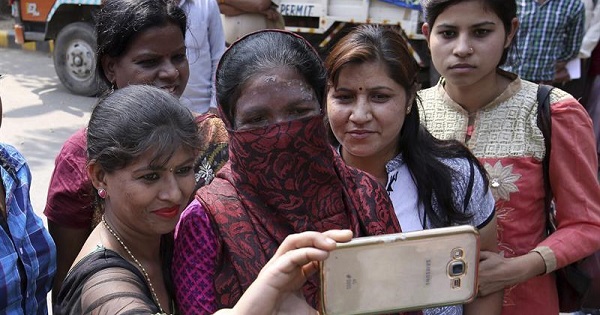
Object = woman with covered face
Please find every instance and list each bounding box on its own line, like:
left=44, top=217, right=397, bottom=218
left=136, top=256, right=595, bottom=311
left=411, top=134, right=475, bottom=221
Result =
left=172, top=30, right=402, bottom=314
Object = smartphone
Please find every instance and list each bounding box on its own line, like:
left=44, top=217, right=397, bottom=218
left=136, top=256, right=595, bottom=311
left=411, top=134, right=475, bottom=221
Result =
left=320, top=225, right=480, bottom=315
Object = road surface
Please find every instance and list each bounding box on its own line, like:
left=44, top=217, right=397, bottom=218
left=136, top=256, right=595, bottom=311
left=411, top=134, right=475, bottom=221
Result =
left=0, top=47, right=96, bottom=219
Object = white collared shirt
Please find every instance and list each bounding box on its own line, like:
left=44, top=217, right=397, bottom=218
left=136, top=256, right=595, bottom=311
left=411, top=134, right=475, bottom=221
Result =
left=179, top=0, right=226, bottom=113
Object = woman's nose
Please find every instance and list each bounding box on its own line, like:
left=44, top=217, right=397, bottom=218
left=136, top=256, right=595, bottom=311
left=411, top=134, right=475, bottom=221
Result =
left=453, top=35, right=473, bottom=57
left=159, top=62, right=179, bottom=80
left=349, top=98, right=372, bottom=123
left=158, top=174, right=184, bottom=202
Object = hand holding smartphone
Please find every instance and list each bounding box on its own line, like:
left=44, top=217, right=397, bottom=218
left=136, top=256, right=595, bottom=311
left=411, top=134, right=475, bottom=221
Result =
left=320, top=225, right=480, bottom=315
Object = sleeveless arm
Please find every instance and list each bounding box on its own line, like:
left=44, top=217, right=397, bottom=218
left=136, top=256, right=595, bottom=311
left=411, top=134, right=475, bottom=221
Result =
left=173, top=199, right=218, bottom=315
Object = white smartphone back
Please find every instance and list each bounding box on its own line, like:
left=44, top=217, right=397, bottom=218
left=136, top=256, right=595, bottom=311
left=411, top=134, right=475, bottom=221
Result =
left=320, top=225, right=480, bottom=315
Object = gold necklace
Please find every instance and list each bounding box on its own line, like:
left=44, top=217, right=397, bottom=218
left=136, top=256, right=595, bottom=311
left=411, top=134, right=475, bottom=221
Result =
left=101, top=216, right=169, bottom=315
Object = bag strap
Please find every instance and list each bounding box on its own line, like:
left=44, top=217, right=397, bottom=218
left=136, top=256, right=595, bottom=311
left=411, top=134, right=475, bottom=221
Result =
left=536, top=84, right=554, bottom=231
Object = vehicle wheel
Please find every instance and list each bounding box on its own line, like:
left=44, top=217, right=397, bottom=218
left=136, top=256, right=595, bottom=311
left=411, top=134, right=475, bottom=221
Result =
left=53, top=22, right=105, bottom=96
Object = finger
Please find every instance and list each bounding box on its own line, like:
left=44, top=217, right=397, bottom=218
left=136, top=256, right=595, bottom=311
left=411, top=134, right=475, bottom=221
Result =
left=479, top=250, right=495, bottom=260
left=301, top=260, right=320, bottom=279
left=273, top=230, right=351, bottom=259
left=276, top=247, right=330, bottom=275
left=272, top=232, right=327, bottom=259
left=322, top=229, right=353, bottom=243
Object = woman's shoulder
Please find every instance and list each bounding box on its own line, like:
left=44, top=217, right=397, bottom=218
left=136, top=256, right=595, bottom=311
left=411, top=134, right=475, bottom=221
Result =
left=436, top=156, right=483, bottom=187
left=438, top=156, right=473, bottom=174
left=417, top=84, right=442, bottom=103
left=175, top=197, right=218, bottom=242
left=56, top=247, right=158, bottom=315
left=516, top=80, right=589, bottom=122
left=70, top=247, right=134, bottom=275
left=60, top=248, right=141, bottom=297
left=55, top=127, right=88, bottom=163
left=436, top=156, right=487, bottom=194
left=179, top=198, right=208, bottom=223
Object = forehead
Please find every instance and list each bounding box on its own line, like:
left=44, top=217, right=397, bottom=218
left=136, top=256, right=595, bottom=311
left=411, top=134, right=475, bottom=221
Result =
left=434, top=1, right=500, bottom=26
left=234, top=67, right=317, bottom=111
left=124, top=22, right=185, bottom=54
left=337, top=61, right=390, bottom=82
left=128, top=145, right=194, bottom=170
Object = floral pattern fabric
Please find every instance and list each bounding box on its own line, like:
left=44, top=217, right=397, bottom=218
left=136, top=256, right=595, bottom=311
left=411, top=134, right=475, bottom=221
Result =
left=418, top=74, right=600, bottom=315
left=174, top=114, right=407, bottom=314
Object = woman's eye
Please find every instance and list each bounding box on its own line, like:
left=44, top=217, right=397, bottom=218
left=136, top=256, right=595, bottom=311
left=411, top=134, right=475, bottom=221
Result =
left=141, top=173, right=160, bottom=181
left=290, top=107, right=314, bottom=116
left=372, top=94, right=390, bottom=102
left=333, top=94, right=354, bottom=103
left=175, top=166, right=193, bottom=175
left=474, top=29, right=491, bottom=37
left=173, top=54, right=187, bottom=64
left=440, top=30, right=456, bottom=38
left=138, top=59, right=158, bottom=67
left=241, top=115, right=266, bottom=126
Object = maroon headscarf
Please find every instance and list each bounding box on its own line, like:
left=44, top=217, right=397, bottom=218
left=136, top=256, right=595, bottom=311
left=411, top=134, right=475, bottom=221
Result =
left=196, top=29, right=402, bottom=311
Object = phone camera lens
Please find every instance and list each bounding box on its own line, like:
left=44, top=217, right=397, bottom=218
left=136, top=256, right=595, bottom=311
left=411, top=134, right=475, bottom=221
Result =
left=451, top=248, right=464, bottom=259
left=449, top=260, right=465, bottom=276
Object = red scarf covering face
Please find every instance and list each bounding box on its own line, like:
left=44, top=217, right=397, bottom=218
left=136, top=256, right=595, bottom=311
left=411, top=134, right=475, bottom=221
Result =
left=197, top=113, right=401, bottom=309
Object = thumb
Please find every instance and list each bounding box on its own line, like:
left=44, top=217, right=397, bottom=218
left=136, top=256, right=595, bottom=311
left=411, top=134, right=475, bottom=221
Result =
left=479, top=250, right=502, bottom=261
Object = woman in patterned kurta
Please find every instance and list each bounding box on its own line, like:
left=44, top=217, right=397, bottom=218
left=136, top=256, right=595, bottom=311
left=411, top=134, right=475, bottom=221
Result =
left=418, top=1, right=600, bottom=314
left=172, top=30, right=405, bottom=315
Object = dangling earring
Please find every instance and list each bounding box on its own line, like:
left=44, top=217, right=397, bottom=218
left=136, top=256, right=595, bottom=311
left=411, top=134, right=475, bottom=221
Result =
left=109, top=82, right=116, bottom=94
left=406, top=105, right=412, bottom=115
left=98, top=188, right=107, bottom=199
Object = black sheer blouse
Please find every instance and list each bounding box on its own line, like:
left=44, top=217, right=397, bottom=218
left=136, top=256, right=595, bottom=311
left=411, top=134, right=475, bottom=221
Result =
left=55, top=247, right=164, bottom=314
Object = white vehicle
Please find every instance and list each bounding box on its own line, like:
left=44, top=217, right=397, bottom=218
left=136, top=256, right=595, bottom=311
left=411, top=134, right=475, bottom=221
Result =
left=277, top=0, right=434, bottom=85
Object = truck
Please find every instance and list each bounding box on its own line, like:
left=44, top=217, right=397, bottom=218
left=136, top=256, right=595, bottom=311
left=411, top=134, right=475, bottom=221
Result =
left=10, top=0, right=431, bottom=96
left=276, top=0, right=432, bottom=85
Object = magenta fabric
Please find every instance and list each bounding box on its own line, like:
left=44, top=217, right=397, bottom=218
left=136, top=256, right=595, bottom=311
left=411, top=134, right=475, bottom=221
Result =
left=179, top=114, right=402, bottom=311
left=173, top=199, right=217, bottom=315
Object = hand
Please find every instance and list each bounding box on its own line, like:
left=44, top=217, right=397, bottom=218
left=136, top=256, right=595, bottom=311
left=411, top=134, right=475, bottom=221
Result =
left=259, top=229, right=353, bottom=292
left=554, top=61, right=571, bottom=84
left=228, top=230, right=353, bottom=315
left=477, top=251, right=515, bottom=296
left=261, top=7, right=280, bottom=20
left=477, top=250, right=546, bottom=297
left=275, top=290, right=316, bottom=315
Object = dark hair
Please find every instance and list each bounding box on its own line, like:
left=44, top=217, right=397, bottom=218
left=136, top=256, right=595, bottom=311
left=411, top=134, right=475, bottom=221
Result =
left=95, top=0, right=187, bottom=87
left=87, top=84, right=200, bottom=173
left=326, top=24, right=488, bottom=228
left=215, top=30, right=327, bottom=125
left=422, top=0, right=517, bottom=67
left=87, top=84, right=198, bottom=298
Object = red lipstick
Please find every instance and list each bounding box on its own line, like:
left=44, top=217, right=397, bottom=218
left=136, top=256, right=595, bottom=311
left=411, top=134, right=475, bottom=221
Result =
left=153, top=205, right=180, bottom=219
